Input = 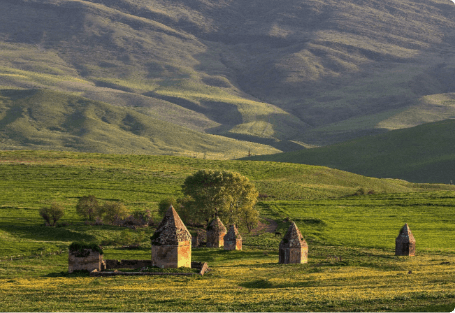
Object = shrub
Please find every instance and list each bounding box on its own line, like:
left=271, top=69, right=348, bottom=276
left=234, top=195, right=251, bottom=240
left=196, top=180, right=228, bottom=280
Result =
left=69, top=242, right=103, bottom=255
left=39, top=203, right=65, bottom=226
left=130, top=209, right=153, bottom=226
left=354, top=188, right=376, bottom=196
left=76, top=195, right=99, bottom=221
left=100, top=202, right=130, bottom=225
left=158, top=197, right=178, bottom=217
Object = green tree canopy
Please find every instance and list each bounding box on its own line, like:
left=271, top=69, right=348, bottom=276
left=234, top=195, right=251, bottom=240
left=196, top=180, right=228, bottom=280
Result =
left=98, top=202, right=130, bottom=225
left=76, top=195, right=99, bottom=221
left=39, top=203, right=65, bottom=226
left=182, top=170, right=259, bottom=232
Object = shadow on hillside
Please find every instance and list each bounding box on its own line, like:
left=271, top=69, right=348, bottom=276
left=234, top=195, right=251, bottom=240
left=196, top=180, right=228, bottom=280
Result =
left=218, top=133, right=305, bottom=153
left=44, top=270, right=90, bottom=278
left=0, top=224, right=96, bottom=243
left=143, top=92, right=243, bottom=126
left=192, top=249, right=273, bottom=263
left=240, top=279, right=317, bottom=289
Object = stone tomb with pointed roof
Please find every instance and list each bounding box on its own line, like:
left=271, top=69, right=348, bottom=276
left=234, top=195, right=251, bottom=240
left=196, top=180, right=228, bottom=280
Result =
left=224, top=224, right=242, bottom=250
left=206, top=217, right=227, bottom=248
left=151, top=205, right=192, bottom=268
left=395, top=223, right=416, bottom=256
left=279, top=222, right=308, bottom=264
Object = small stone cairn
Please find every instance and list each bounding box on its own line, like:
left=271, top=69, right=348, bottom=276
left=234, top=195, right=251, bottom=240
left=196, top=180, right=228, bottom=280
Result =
left=224, top=224, right=242, bottom=250
left=206, top=217, right=227, bottom=248
left=395, top=223, right=416, bottom=256
left=151, top=205, right=192, bottom=268
left=279, top=222, right=308, bottom=264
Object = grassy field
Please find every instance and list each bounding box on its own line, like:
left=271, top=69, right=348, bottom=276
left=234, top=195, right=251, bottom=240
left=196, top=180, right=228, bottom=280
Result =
left=1, top=151, right=455, bottom=311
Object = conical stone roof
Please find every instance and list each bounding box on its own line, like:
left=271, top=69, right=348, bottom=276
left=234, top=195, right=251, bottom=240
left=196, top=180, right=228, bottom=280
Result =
left=224, top=224, right=242, bottom=241
left=207, top=216, right=227, bottom=234
left=396, top=223, right=416, bottom=244
left=279, top=222, right=307, bottom=248
left=151, top=205, right=191, bottom=245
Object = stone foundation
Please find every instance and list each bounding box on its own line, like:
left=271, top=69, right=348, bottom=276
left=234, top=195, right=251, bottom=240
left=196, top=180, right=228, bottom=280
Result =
left=89, top=261, right=209, bottom=276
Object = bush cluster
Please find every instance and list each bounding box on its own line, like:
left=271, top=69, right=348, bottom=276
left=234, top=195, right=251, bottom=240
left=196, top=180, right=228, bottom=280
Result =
left=75, top=195, right=153, bottom=226
left=39, top=203, right=65, bottom=226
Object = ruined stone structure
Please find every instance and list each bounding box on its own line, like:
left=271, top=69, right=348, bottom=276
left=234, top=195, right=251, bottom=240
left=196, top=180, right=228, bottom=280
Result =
left=151, top=205, right=192, bottom=268
left=192, top=230, right=206, bottom=248
left=279, top=222, right=308, bottom=264
left=68, top=249, right=106, bottom=273
left=224, top=224, right=242, bottom=250
left=206, top=217, right=227, bottom=248
left=395, top=223, right=416, bottom=256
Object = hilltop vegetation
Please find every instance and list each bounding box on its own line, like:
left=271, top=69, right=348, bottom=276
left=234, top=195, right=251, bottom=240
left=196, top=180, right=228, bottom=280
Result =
left=1, top=151, right=455, bottom=311
left=244, top=119, right=455, bottom=183
left=1, top=0, right=455, bottom=153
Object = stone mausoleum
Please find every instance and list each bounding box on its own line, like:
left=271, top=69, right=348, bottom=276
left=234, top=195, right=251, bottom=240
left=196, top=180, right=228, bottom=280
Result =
left=224, top=224, right=242, bottom=250
left=68, top=248, right=106, bottom=273
left=395, top=223, right=416, bottom=256
left=279, top=222, right=308, bottom=264
left=151, top=205, right=192, bottom=268
left=206, top=216, right=227, bottom=248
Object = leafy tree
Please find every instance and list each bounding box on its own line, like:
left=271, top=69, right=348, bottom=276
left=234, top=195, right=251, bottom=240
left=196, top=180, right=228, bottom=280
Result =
left=158, top=197, right=178, bottom=218
left=99, top=202, right=130, bottom=225
left=76, top=195, right=99, bottom=221
left=182, top=170, right=259, bottom=231
left=239, top=205, right=260, bottom=233
left=39, top=203, right=65, bottom=226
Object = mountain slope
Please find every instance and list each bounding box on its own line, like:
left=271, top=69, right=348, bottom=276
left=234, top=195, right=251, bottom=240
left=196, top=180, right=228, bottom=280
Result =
left=0, top=89, right=279, bottom=158
left=243, top=119, right=455, bottom=183
left=0, top=0, right=455, bottom=150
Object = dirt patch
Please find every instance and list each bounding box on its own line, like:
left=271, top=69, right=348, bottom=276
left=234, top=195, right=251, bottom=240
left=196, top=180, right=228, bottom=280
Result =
left=251, top=218, right=278, bottom=235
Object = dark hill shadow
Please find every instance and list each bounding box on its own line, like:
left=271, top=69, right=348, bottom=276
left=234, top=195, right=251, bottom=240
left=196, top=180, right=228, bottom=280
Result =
left=0, top=224, right=96, bottom=243
left=219, top=133, right=305, bottom=153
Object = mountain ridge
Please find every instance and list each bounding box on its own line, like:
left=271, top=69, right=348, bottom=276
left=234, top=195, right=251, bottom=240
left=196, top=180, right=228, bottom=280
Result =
left=1, top=0, right=455, bottom=152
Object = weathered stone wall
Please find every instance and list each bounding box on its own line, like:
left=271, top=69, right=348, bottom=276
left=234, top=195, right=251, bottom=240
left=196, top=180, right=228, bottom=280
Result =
left=68, top=250, right=105, bottom=273
left=152, top=241, right=191, bottom=268
left=395, top=241, right=416, bottom=256
left=224, top=239, right=242, bottom=251
left=206, top=231, right=226, bottom=248
left=279, top=246, right=308, bottom=264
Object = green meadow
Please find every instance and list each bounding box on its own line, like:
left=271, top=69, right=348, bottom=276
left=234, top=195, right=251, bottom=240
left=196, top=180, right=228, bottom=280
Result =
left=1, top=150, right=455, bottom=311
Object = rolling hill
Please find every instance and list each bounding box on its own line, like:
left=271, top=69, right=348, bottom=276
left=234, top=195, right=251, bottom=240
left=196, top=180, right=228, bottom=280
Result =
left=1, top=0, right=455, bottom=153
left=0, top=89, right=279, bottom=158
left=243, top=119, right=455, bottom=183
